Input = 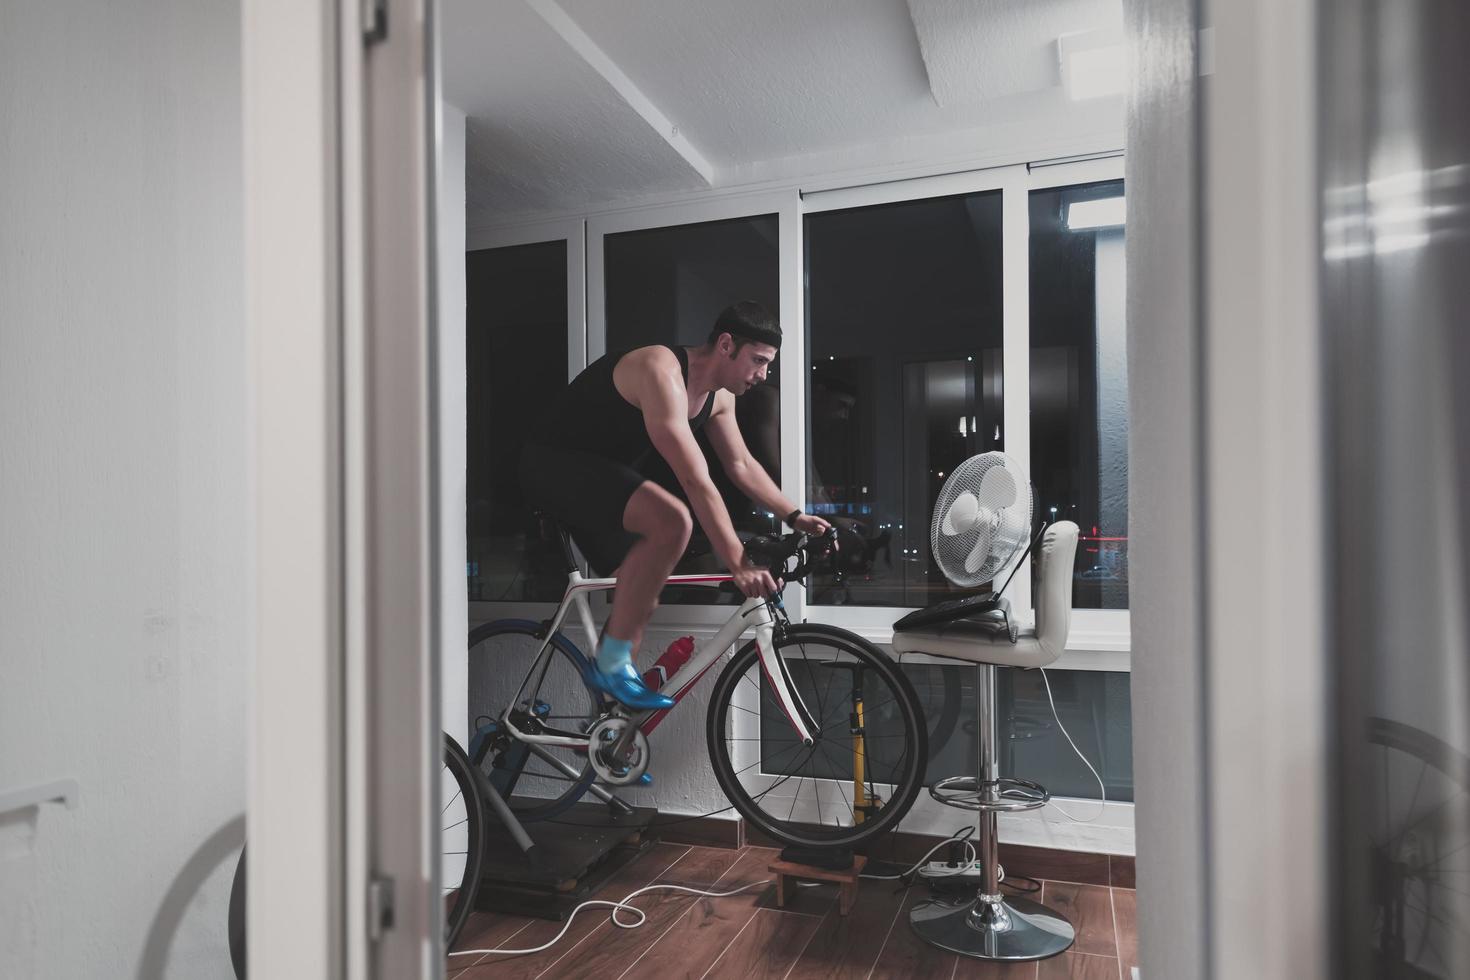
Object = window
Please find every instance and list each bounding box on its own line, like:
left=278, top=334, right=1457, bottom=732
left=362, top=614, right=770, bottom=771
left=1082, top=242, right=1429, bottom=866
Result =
left=1029, top=180, right=1129, bottom=609
left=469, top=163, right=1131, bottom=633
left=804, top=192, right=1005, bottom=607
left=466, top=240, right=569, bottom=602
left=602, top=213, right=782, bottom=603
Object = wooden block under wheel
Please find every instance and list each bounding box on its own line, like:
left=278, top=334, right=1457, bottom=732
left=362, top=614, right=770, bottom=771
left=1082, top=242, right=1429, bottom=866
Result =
left=767, top=854, right=867, bottom=916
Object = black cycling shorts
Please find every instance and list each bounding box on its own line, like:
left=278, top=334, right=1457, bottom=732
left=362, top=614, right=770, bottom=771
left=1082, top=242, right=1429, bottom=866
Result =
left=518, top=442, right=646, bottom=576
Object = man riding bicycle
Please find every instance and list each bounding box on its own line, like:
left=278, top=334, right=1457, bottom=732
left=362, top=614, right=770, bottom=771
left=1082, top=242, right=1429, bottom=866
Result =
left=519, top=301, right=832, bottom=711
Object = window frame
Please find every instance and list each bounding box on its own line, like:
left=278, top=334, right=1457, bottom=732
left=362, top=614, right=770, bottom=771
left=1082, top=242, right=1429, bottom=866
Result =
left=469, top=160, right=1130, bottom=663
left=466, top=217, right=585, bottom=626
left=1022, top=156, right=1130, bottom=652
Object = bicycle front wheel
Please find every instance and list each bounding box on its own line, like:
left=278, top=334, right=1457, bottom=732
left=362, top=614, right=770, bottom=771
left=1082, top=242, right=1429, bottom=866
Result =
left=707, top=624, right=927, bottom=849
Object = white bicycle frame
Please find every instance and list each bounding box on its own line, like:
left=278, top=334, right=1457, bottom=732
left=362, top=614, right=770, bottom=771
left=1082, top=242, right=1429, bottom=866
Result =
left=497, top=568, right=817, bottom=748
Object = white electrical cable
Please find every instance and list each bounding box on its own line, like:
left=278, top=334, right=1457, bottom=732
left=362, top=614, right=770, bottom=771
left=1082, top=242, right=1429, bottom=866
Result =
left=1037, top=666, right=1108, bottom=823
left=446, top=879, right=772, bottom=958
left=860, top=827, right=976, bottom=881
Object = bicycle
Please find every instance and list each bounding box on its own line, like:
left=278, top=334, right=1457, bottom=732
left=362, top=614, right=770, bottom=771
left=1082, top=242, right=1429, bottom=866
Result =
left=466, top=522, right=928, bottom=850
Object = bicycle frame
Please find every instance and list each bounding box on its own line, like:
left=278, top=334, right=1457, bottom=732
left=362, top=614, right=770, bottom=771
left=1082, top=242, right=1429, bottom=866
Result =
left=497, top=567, right=817, bottom=748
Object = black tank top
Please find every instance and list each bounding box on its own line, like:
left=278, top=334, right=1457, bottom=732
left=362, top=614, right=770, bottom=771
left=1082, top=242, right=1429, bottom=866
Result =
left=532, top=345, right=714, bottom=467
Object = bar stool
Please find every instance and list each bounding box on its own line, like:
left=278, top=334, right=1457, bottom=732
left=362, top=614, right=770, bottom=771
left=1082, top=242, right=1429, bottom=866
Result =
left=894, top=521, right=1080, bottom=961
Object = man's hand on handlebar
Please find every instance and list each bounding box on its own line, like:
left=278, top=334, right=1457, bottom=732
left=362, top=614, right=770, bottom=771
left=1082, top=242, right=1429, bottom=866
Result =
left=730, top=563, right=779, bottom=599
left=735, top=526, right=843, bottom=594
left=791, top=513, right=834, bottom=543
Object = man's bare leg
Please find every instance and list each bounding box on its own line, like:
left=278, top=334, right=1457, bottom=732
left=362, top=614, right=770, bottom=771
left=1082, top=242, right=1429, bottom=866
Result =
left=590, top=482, right=691, bottom=710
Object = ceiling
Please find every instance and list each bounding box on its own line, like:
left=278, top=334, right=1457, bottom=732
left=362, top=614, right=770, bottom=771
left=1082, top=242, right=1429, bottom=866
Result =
left=443, top=0, right=1125, bottom=228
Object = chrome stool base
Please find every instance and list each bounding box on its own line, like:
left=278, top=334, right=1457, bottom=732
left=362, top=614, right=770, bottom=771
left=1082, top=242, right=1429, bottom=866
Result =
left=910, top=892, right=1075, bottom=961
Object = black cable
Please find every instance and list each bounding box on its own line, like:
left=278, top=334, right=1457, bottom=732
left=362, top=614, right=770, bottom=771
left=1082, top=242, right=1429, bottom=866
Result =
left=1001, top=873, right=1042, bottom=895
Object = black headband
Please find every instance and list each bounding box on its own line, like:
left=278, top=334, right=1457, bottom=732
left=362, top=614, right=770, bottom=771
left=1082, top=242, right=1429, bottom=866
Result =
left=713, top=302, right=782, bottom=349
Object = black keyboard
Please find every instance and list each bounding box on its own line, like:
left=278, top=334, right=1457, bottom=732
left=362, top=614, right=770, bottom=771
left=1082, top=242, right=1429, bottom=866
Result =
left=892, top=593, right=1003, bottom=632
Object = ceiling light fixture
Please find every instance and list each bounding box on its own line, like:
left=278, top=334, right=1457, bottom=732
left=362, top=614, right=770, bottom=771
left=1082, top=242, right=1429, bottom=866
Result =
left=1066, top=195, right=1126, bottom=230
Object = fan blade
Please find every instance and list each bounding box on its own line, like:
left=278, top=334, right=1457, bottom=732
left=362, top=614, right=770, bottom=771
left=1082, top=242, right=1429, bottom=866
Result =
left=964, top=522, right=997, bottom=575
left=941, top=492, right=980, bottom=535
left=977, top=465, right=1018, bottom=509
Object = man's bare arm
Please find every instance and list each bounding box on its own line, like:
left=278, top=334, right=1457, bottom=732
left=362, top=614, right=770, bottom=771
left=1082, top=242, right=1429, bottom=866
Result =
left=706, top=393, right=832, bottom=540
left=704, top=393, right=795, bottom=517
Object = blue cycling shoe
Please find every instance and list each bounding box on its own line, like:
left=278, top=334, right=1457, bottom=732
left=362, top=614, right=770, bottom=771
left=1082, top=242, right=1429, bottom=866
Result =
left=585, top=661, right=675, bottom=711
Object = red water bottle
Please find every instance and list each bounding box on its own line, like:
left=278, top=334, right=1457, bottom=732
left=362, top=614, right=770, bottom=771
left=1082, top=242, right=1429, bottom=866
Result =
left=640, top=635, right=695, bottom=734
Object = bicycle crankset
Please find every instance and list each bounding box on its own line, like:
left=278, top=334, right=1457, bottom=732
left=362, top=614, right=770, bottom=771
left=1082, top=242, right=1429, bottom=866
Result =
left=588, top=716, right=650, bottom=786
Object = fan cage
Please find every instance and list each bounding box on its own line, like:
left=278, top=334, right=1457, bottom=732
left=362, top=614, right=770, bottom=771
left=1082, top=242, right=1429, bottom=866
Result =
left=929, top=452, right=1033, bottom=589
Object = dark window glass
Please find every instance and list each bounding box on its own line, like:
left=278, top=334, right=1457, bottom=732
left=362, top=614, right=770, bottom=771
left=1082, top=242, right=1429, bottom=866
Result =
left=762, top=661, right=1132, bottom=802
left=805, top=192, right=1004, bottom=607
left=1029, top=180, right=1129, bottom=609
left=466, top=240, right=569, bottom=602
left=603, top=214, right=781, bottom=603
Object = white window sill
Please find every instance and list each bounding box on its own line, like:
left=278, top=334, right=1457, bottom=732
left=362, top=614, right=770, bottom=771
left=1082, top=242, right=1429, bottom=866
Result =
left=843, top=624, right=1131, bottom=672
left=471, top=601, right=1132, bottom=670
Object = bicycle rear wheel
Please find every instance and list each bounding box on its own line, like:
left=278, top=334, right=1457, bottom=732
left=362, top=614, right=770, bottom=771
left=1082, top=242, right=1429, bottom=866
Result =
left=442, top=734, right=485, bottom=951
left=467, top=619, right=603, bottom=821
left=707, top=624, right=927, bottom=849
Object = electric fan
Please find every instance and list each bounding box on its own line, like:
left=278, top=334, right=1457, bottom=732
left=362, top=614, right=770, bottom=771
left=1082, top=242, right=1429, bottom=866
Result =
left=930, top=451, right=1033, bottom=587
left=893, top=452, right=1035, bottom=634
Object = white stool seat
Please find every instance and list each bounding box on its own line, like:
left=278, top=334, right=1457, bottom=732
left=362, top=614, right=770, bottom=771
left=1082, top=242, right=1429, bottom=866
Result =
left=892, top=621, right=1054, bottom=669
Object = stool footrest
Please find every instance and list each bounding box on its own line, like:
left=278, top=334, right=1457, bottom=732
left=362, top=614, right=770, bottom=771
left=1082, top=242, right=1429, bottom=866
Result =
left=929, top=775, right=1050, bottom=812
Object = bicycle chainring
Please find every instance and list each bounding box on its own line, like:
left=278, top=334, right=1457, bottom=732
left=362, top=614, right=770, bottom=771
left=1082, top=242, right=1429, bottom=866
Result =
left=588, top=716, right=650, bottom=786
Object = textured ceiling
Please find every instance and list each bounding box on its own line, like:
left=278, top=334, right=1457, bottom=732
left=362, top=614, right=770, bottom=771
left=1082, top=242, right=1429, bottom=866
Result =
left=443, top=0, right=1124, bottom=226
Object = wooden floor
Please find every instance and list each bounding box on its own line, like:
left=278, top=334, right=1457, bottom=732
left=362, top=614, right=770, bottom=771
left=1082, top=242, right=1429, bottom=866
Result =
left=448, top=843, right=1139, bottom=980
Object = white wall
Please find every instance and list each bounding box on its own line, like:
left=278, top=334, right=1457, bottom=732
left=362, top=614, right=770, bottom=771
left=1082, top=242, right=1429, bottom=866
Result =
left=440, top=103, right=469, bottom=745
left=0, top=1, right=247, bottom=977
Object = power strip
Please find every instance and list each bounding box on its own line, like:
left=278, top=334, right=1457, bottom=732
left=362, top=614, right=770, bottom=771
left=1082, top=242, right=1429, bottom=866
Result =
left=916, top=860, right=984, bottom=880
left=915, top=860, right=1013, bottom=882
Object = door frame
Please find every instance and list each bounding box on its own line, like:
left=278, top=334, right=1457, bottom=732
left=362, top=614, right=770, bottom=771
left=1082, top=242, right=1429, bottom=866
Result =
left=244, top=0, right=440, bottom=976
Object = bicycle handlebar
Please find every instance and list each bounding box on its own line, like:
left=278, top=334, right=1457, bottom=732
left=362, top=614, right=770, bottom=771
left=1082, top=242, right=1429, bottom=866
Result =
left=744, top=527, right=841, bottom=588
